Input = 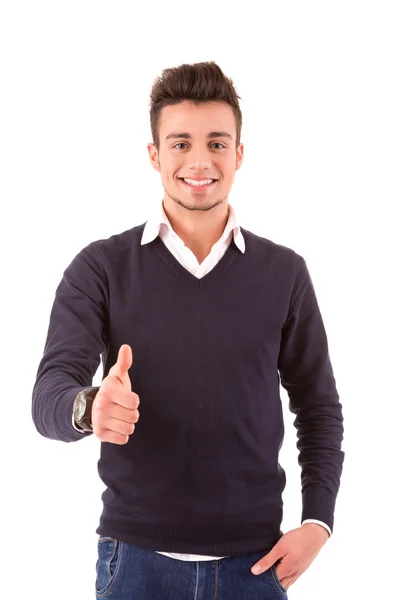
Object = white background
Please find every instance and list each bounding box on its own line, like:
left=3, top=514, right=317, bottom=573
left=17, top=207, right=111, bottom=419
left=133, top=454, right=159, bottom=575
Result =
left=1, top=1, right=399, bottom=598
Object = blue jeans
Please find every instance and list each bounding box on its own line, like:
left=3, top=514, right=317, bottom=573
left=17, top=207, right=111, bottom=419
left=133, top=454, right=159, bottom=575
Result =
left=95, top=536, right=288, bottom=599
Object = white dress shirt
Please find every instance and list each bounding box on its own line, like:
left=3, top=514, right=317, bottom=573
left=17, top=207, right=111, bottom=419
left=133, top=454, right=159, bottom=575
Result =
left=73, top=199, right=332, bottom=560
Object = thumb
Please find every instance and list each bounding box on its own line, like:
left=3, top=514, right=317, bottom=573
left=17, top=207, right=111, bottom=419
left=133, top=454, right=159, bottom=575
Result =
left=108, top=344, right=133, bottom=387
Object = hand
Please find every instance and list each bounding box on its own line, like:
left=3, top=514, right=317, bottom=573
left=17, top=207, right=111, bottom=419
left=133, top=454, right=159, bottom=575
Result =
left=251, top=523, right=330, bottom=590
left=92, top=344, right=140, bottom=445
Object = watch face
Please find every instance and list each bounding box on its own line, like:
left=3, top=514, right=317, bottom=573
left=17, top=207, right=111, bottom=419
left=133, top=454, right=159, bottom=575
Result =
left=75, top=396, right=86, bottom=421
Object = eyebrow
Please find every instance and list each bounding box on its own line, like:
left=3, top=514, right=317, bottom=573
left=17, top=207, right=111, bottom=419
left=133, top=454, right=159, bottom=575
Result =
left=165, top=131, right=233, bottom=141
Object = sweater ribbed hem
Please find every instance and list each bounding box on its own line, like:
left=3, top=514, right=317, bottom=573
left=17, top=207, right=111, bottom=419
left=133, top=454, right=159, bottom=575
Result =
left=96, top=519, right=284, bottom=557
left=301, top=486, right=336, bottom=532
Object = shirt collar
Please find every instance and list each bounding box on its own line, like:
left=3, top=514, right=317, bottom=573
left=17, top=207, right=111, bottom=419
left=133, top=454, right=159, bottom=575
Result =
left=141, top=200, right=245, bottom=253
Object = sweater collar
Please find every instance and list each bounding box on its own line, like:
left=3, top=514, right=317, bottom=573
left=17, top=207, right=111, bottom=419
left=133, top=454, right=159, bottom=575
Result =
left=141, top=200, right=245, bottom=253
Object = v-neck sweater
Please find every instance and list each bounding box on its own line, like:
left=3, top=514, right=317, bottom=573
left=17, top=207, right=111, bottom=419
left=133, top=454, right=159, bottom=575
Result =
left=32, top=222, right=344, bottom=556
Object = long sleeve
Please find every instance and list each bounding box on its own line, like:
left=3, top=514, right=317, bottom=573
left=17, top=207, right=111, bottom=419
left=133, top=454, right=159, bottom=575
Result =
left=278, top=253, right=345, bottom=532
left=31, top=242, right=109, bottom=442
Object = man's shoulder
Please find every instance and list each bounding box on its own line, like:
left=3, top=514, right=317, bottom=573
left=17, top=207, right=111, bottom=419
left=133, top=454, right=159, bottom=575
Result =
left=86, top=222, right=147, bottom=259
left=241, top=226, right=299, bottom=262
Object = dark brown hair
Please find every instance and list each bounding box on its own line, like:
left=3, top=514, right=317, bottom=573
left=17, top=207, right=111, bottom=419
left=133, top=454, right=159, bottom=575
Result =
left=149, top=61, right=243, bottom=151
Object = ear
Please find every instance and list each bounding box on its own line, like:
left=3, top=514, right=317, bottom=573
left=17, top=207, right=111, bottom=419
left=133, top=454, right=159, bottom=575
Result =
left=147, top=143, right=160, bottom=172
left=235, top=143, right=244, bottom=171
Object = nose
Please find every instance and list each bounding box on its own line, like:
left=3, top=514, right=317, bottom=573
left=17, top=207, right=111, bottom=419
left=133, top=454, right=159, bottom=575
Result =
left=186, top=146, right=214, bottom=171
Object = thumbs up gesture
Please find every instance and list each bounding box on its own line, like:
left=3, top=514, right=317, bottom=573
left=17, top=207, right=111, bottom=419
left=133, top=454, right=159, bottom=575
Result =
left=92, top=344, right=140, bottom=445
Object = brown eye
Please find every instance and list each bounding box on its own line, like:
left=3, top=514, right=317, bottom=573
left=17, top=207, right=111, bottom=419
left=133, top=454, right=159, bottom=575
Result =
left=173, top=143, right=225, bottom=150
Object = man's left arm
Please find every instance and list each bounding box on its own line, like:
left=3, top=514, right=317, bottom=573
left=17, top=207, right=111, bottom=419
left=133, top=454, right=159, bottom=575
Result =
left=251, top=253, right=344, bottom=587
left=278, top=253, right=345, bottom=530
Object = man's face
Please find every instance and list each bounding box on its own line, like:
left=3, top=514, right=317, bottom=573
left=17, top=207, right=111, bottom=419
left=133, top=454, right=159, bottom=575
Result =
left=148, top=100, right=244, bottom=212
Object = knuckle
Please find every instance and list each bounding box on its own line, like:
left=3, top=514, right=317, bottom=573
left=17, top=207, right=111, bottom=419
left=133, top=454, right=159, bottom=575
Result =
left=130, top=392, right=140, bottom=410
left=124, top=421, right=135, bottom=435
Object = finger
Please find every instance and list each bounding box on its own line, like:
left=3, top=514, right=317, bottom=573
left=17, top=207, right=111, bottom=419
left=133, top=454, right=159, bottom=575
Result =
left=281, top=576, right=297, bottom=589
left=109, top=403, right=139, bottom=423
left=95, top=387, right=139, bottom=414
left=275, top=562, right=296, bottom=582
left=109, top=344, right=133, bottom=384
left=106, top=416, right=136, bottom=437
left=96, top=428, right=130, bottom=445
left=251, top=551, right=281, bottom=575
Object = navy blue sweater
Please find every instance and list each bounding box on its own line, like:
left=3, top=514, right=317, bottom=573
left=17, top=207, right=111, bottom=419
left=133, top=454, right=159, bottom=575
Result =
left=32, top=223, right=344, bottom=556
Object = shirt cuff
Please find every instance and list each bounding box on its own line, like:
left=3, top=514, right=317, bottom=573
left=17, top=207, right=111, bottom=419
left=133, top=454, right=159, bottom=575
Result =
left=301, top=519, right=332, bottom=536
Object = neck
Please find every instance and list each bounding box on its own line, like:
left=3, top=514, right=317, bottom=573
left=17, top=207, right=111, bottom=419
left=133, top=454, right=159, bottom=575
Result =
left=162, top=197, right=231, bottom=263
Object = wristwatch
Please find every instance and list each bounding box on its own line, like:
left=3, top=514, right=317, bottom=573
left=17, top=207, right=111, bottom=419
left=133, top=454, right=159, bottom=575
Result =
left=73, top=386, right=100, bottom=432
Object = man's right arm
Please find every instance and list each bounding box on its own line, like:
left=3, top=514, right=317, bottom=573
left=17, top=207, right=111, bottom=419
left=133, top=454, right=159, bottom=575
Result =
left=31, top=242, right=109, bottom=443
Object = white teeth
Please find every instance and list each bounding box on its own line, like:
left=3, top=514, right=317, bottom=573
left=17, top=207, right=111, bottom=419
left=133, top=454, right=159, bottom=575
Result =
left=183, top=178, right=214, bottom=187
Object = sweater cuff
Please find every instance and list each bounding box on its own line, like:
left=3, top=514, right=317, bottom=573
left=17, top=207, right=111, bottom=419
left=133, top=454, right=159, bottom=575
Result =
left=301, top=486, right=336, bottom=533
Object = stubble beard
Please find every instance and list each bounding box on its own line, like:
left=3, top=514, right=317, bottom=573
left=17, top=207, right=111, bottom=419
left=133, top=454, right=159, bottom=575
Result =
left=165, top=184, right=227, bottom=213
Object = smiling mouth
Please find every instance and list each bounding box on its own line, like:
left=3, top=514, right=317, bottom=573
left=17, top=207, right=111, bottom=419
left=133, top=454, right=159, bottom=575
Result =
left=178, top=178, right=219, bottom=191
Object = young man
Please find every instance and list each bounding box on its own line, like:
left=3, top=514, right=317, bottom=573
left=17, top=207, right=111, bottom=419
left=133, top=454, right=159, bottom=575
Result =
left=32, top=61, right=344, bottom=599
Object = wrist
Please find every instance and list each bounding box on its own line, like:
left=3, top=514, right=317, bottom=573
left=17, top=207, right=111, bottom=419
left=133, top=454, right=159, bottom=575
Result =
left=301, top=522, right=330, bottom=541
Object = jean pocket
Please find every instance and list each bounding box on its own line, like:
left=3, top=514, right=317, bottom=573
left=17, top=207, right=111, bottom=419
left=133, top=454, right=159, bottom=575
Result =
left=95, top=537, right=123, bottom=597
left=270, top=563, right=288, bottom=595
